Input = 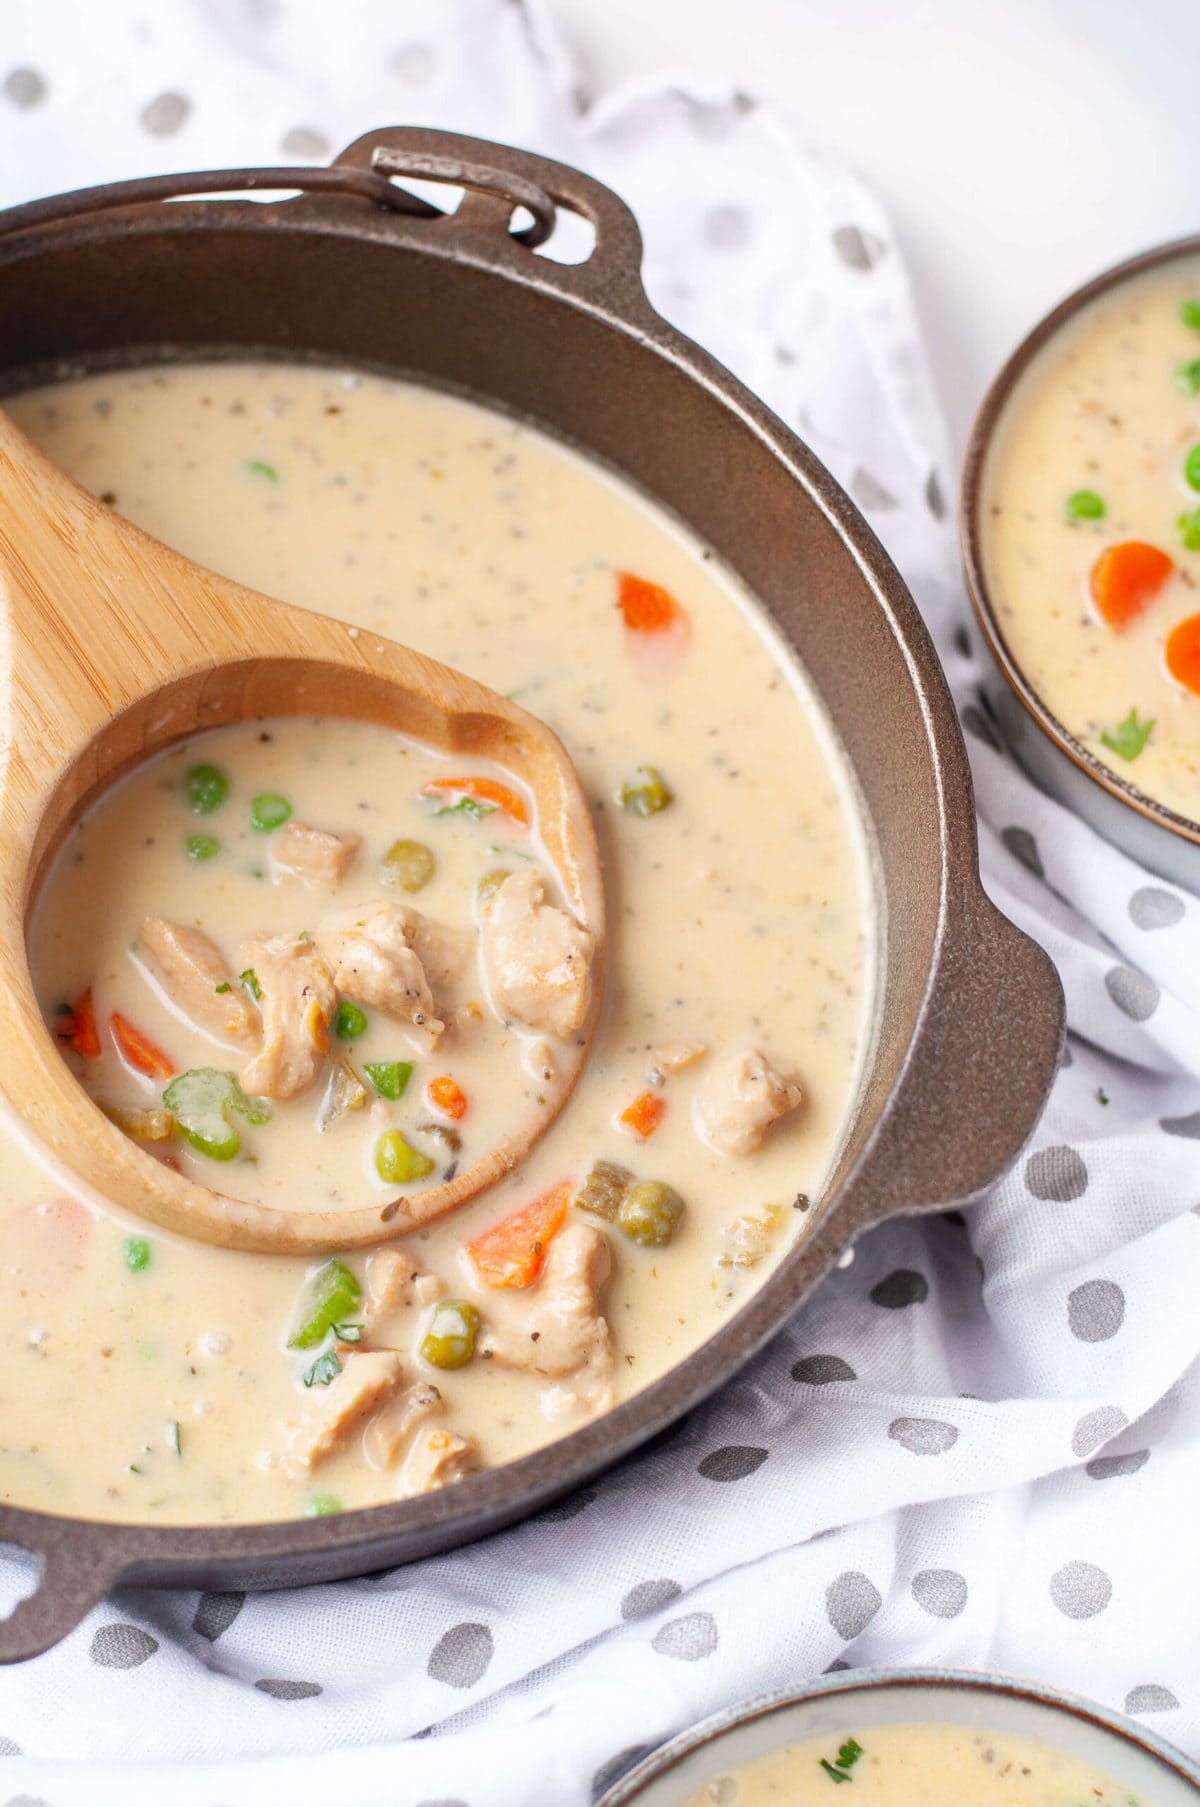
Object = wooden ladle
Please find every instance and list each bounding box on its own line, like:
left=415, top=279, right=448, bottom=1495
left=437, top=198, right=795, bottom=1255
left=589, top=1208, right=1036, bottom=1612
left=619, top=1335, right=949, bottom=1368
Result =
left=0, top=410, right=605, bottom=1254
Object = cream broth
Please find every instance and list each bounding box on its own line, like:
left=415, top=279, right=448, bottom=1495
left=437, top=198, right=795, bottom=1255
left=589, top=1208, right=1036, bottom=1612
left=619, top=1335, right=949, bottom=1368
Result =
left=681, top=1722, right=1154, bottom=1806
left=983, top=260, right=1200, bottom=821
left=0, top=363, right=873, bottom=1524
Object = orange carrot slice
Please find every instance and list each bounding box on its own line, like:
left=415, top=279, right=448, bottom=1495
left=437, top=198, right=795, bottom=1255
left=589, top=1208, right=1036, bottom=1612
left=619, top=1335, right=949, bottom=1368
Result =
left=618, top=572, right=688, bottom=634
left=57, top=987, right=101, bottom=1059
left=110, top=1012, right=176, bottom=1080
left=422, top=776, right=529, bottom=827
left=619, top=1090, right=666, bottom=1139
left=1166, top=612, right=1200, bottom=694
left=1088, top=541, right=1174, bottom=630
left=465, top=1181, right=570, bottom=1288
left=426, top=1075, right=468, bottom=1121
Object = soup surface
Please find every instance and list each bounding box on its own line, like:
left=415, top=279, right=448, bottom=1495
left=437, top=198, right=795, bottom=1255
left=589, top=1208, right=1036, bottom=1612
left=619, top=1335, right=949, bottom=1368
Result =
left=0, top=362, right=872, bottom=1524
left=680, top=1721, right=1155, bottom=1806
left=983, top=260, right=1200, bottom=822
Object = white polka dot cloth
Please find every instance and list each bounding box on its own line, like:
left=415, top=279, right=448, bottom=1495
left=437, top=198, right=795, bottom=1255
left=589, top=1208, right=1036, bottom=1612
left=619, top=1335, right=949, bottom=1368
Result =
left=0, top=4, right=1198, bottom=1803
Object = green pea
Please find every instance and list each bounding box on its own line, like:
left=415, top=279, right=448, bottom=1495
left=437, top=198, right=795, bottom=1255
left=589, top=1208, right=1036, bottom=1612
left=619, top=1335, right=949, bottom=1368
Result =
left=618, top=1179, right=684, bottom=1247
left=303, top=1493, right=342, bottom=1517
left=1185, top=445, right=1200, bottom=493
left=363, top=1060, right=414, bottom=1101
left=1180, top=299, right=1200, bottom=331
left=1174, top=358, right=1200, bottom=397
left=250, top=792, right=292, bottom=832
left=123, top=1235, right=152, bottom=1273
left=421, top=1299, right=480, bottom=1371
left=184, top=762, right=230, bottom=815
left=375, top=1130, right=435, bottom=1185
left=1178, top=509, right=1200, bottom=552
left=186, top=833, right=221, bottom=862
left=1064, top=489, right=1105, bottom=521
left=379, top=838, right=435, bottom=893
left=334, top=999, right=368, bottom=1041
left=475, top=867, right=511, bottom=910
left=619, top=765, right=673, bottom=819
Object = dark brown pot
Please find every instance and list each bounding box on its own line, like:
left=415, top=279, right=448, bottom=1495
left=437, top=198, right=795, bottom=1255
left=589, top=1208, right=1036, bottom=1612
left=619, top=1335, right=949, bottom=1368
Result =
left=0, top=128, right=1063, bottom=1661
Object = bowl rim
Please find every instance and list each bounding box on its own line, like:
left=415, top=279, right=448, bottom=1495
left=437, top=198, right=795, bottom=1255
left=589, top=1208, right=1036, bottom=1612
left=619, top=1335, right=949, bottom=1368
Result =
left=597, top=1664, right=1200, bottom=1803
left=959, top=230, right=1200, bottom=849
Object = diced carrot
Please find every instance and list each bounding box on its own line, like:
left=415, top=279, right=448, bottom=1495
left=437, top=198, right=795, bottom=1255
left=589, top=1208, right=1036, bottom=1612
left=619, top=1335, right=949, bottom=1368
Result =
left=422, top=776, right=529, bottom=827
left=465, top=1181, right=570, bottom=1288
left=58, top=987, right=101, bottom=1059
left=426, top=1075, right=468, bottom=1121
left=110, top=1012, right=176, bottom=1081
left=1088, top=541, right=1174, bottom=630
left=1166, top=612, right=1200, bottom=694
left=619, top=1090, right=666, bottom=1139
left=617, top=572, right=688, bottom=634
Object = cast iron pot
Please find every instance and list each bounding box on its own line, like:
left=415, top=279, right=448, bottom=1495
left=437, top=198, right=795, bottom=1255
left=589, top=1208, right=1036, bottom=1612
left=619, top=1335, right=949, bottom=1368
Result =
left=0, top=128, right=1063, bottom=1661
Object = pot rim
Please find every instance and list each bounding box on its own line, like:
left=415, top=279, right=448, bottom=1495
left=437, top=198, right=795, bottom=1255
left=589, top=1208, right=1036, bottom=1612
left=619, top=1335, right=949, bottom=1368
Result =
left=596, top=1664, right=1200, bottom=1804
left=959, top=231, right=1200, bottom=850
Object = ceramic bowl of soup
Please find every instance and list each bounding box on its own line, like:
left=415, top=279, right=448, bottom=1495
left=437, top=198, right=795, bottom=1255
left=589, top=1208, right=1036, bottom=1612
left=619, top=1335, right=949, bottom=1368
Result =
left=596, top=1668, right=1200, bottom=1805
left=962, top=236, right=1200, bottom=886
left=0, top=128, right=1062, bottom=1660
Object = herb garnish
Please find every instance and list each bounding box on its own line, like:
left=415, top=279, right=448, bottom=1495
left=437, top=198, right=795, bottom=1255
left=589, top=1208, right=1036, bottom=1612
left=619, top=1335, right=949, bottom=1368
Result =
left=166, top=1420, right=182, bottom=1456
left=239, top=968, right=262, bottom=1001
left=246, top=458, right=279, bottom=483
left=302, top=1349, right=342, bottom=1388
left=433, top=795, right=495, bottom=821
left=819, top=1739, right=864, bottom=1785
left=1100, top=708, right=1154, bottom=762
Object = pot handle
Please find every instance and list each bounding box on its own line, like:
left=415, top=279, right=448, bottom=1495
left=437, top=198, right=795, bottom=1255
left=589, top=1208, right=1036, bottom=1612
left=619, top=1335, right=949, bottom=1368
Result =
left=0, top=1517, right=128, bottom=1663
left=839, top=893, right=1064, bottom=1232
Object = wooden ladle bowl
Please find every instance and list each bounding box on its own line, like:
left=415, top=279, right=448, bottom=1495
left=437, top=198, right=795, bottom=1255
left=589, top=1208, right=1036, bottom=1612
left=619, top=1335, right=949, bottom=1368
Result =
left=0, top=410, right=605, bottom=1254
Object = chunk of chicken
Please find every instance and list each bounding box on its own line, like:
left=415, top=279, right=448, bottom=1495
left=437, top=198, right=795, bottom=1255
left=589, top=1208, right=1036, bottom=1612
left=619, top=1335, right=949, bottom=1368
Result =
left=238, top=933, right=337, bottom=1101
left=693, top=1047, right=804, bottom=1156
left=478, top=1223, right=614, bottom=1418
left=647, top=1040, right=708, bottom=1085
left=398, top=1424, right=480, bottom=1496
left=285, top=1349, right=406, bottom=1474
left=316, top=901, right=444, bottom=1040
left=272, top=820, right=361, bottom=890
left=716, top=1202, right=783, bottom=1268
left=139, top=917, right=258, bottom=1046
left=362, top=1247, right=444, bottom=1347
left=364, top=1380, right=444, bottom=1471
left=481, top=870, right=594, bottom=1039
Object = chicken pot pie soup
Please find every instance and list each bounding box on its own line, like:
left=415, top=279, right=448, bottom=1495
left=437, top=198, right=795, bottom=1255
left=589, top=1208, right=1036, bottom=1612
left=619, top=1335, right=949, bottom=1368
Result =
left=981, top=260, right=1200, bottom=823
left=2, top=363, right=873, bottom=1525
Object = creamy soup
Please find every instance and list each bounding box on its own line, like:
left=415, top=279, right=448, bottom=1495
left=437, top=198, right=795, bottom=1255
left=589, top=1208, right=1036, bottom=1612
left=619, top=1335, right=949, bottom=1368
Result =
left=0, top=363, right=873, bottom=1524
left=681, top=1722, right=1155, bottom=1806
left=983, top=261, right=1200, bottom=822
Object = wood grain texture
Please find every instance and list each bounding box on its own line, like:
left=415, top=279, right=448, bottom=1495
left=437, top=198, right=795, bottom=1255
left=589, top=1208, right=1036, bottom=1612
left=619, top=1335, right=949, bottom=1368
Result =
left=0, top=409, right=605, bottom=1253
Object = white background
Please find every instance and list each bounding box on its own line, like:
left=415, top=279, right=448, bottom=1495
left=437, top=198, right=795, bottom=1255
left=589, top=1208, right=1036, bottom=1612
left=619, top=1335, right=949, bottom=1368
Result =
left=548, top=0, right=1200, bottom=451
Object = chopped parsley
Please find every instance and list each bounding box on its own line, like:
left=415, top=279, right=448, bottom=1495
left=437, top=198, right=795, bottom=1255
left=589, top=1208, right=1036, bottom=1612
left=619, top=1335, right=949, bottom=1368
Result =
left=239, top=968, right=262, bottom=1001
left=1096, top=1086, right=1110, bottom=1106
left=214, top=981, right=232, bottom=994
left=166, top=1420, right=182, bottom=1456
left=246, top=458, right=279, bottom=483
left=302, top=1349, right=342, bottom=1388
left=819, top=1739, right=864, bottom=1785
left=433, top=795, right=495, bottom=821
left=123, top=1236, right=152, bottom=1273
left=1100, top=708, right=1154, bottom=763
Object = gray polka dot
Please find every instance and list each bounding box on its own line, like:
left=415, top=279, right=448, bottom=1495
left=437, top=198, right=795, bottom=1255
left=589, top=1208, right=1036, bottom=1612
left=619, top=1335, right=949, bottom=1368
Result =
left=254, top=1678, right=321, bottom=1700
left=1025, top=1145, right=1088, bottom=1203
left=427, top=1621, right=493, bottom=1688
left=832, top=224, right=887, bottom=270
left=1001, top=825, right=1044, bottom=878
left=591, top=1745, right=656, bottom=1801
left=697, top=1444, right=768, bottom=1482
left=869, top=1269, right=928, bottom=1309
left=925, top=469, right=947, bottom=520
left=826, top=1570, right=881, bottom=1639
left=1129, top=887, right=1185, bottom=930
left=851, top=468, right=899, bottom=512
left=192, top=1590, right=244, bottom=1642
left=139, top=90, right=191, bottom=136
left=280, top=125, right=330, bottom=158
left=1160, top=1110, right=1200, bottom=1139
left=962, top=703, right=1003, bottom=751
left=621, top=1578, right=682, bottom=1621
left=90, top=1623, right=158, bottom=1669
left=537, top=1489, right=596, bottom=1522
left=1049, top=1559, right=1112, bottom=1619
left=0, top=1739, right=22, bottom=1757
left=911, top=1568, right=968, bottom=1619
left=1105, top=965, right=1159, bottom=1021
left=1086, top=1449, right=1150, bottom=1480
left=1125, top=1684, right=1179, bottom=1714
left=1071, top=1405, right=1128, bottom=1458
left=651, top=1610, right=718, bottom=1661
left=704, top=205, right=751, bottom=250
left=392, top=42, right=436, bottom=84
left=3, top=67, right=46, bottom=108
left=791, top=1353, right=856, bottom=1385
left=1068, top=1279, right=1125, bottom=1343
left=889, top=1416, right=958, bottom=1455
